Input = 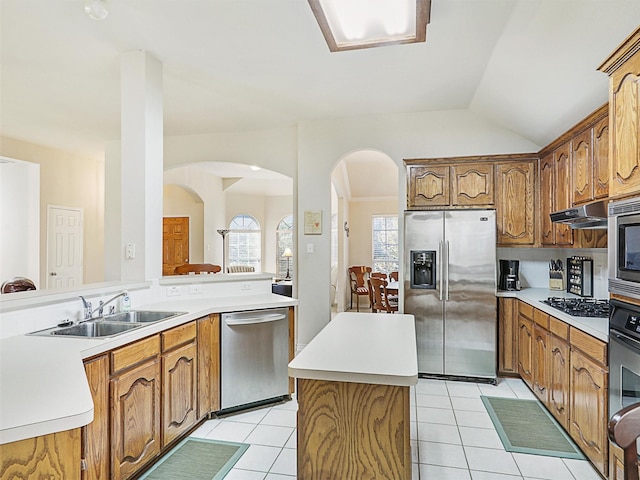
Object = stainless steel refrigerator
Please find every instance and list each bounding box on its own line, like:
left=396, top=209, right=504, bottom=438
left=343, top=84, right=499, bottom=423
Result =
left=404, top=210, right=497, bottom=381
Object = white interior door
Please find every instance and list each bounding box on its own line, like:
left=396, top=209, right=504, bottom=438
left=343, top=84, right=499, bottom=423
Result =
left=47, top=205, right=83, bottom=289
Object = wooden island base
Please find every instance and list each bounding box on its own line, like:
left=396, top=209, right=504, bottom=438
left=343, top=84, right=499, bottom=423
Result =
left=297, top=378, right=411, bottom=480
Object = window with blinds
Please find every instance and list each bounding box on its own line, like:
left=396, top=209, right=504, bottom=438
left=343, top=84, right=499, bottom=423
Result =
left=372, top=215, right=398, bottom=274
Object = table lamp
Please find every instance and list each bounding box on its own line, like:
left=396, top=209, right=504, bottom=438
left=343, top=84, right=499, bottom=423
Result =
left=282, top=248, right=293, bottom=279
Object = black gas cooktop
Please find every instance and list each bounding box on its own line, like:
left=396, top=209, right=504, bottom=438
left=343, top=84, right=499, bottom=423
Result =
left=541, top=297, right=609, bottom=318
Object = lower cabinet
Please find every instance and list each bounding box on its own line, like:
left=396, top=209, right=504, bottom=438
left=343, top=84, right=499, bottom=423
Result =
left=548, top=333, right=570, bottom=429
left=82, top=355, right=109, bottom=480
left=498, top=298, right=518, bottom=376
left=517, top=304, right=534, bottom=389
left=569, top=346, right=608, bottom=475
left=507, top=300, right=609, bottom=477
left=0, top=428, right=81, bottom=480
left=110, top=336, right=162, bottom=480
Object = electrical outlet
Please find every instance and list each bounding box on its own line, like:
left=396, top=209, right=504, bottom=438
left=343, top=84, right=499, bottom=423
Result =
left=241, top=282, right=252, bottom=291
left=166, top=286, right=181, bottom=296
left=189, top=284, right=203, bottom=295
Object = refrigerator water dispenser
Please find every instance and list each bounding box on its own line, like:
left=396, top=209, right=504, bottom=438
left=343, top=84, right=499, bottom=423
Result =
left=410, top=250, right=436, bottom=289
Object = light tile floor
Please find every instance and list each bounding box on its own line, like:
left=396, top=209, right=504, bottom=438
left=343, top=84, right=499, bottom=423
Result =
left=189, top=377, right=603, bottom=479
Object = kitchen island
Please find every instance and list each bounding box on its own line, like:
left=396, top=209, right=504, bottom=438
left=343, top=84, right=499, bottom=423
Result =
left=288, top=312, right=417, bottom=480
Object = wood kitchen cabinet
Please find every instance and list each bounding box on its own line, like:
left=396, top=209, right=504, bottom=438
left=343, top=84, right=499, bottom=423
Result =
left=553, top=142, right=573, bottom=246
left=110, top=335, right=162, bottom=480
left=82, top=354, right=109, bottom=480
left=599, top=26, right=640, bottom=199
left=548, top=317, right=570, bottom=429
left=572, top=128, right=594, bottom=205
left=495, top=161, right=535, bottom=246
left=569, top=328, right=608, bottom=476
left=451, top=163, right=494, bottom=206
left=197, top=314, right=221, bottom=416
left=517, top=301, right=534, bottom=389
left=407, top=161, right=497, bottom=209
left=407, top=164, right=450, bottom=207
left=161, top=322, right=198, bottom=447
left=593, top=114, right=610, bottom=200
left=0, top=428, right=81, bottom=480
left=532, top=310, right=550, bottom=405
left=498, top=298, right=518, bottom=376
left=540, top=153, right=555, bottom=246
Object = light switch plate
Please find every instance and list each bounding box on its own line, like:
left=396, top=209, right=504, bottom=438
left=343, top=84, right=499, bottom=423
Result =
left=189, top=284, right=203, bottom=295
left=307, top=243, right=314, bottom=253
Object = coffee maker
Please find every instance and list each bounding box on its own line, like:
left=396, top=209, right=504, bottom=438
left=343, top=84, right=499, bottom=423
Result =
left=499, top=259, right=520, bottom=291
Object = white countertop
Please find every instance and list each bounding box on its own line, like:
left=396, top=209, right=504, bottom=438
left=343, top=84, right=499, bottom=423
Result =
left=0, top=293, right=297, bottom=445
left=496, top=288, right=609, bottom=342
left=288, top=312, right=418, bottom=387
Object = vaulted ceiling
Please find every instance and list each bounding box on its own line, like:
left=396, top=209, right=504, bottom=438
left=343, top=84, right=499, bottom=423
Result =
left=2, top=1, right=640, bottom=161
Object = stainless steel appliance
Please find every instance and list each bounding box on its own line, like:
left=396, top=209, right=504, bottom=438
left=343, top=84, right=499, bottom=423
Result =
left=541, top=297, right=609, bottom=318
left=609, top=197, right=640, bottom=299
left=404, top=210, right=496, bottom=382
left=498, top=259, right=520, bottom=291
left=220, top=308, right=290, bottom=413
left=550, top=198, right=608, bottom=229
left=609, top=299, right=640, bottom=459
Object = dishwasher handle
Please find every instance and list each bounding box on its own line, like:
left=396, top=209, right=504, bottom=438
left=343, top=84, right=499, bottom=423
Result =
left=224, top=312, right=287, bottom=326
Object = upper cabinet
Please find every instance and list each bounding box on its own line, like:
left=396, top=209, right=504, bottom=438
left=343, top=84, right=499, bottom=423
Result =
left=407, top=163, right=494, bottom=208
left=599, top=26, right=640, bottom=199
left=495, top=161, right=535, bottom=246
left=554, top=142, right=573, bottom=246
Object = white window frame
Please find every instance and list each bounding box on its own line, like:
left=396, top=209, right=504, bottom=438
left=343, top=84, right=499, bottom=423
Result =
left=372, top=215, right=399, bottom=274
left=228, top=214, right=261, bottom=271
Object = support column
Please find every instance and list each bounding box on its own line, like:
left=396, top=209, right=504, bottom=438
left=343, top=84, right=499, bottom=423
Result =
left=119, top=50, right=163, bottom=282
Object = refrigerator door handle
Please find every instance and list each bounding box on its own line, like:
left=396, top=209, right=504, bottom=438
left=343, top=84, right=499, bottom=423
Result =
left=438, top=240, right=444, bottom=301
left=445, top=240, right=450, bottom=301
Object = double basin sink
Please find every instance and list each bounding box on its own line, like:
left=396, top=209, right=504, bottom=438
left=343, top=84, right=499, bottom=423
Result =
left=30, top=310, right=186, bottom=339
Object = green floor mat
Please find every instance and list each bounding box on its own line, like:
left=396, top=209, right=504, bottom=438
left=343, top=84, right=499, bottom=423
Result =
left=139, top=437, right=249, bottom=480
left=481, top=395, right=584, bottom=459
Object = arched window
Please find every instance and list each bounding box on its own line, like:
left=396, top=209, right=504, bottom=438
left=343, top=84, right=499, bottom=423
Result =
left=276, top=215, right=293, bottom=279
left=228, top=214, right=261, bottom=271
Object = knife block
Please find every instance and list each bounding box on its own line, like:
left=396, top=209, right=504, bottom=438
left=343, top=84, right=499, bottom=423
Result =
left=549, top=271, right=565, bottom=290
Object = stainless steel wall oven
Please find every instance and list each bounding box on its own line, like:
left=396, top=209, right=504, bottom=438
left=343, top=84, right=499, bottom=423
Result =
left=609, top=299, right=640, bottom=446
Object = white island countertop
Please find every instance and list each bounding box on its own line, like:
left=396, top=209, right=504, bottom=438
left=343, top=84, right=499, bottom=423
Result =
left=289, top=312, right=418, bottom=387
left=0, top=293, right=297, bottom=445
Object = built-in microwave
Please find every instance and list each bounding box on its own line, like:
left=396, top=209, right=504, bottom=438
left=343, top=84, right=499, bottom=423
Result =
left=609, top=197, right=640, bottom=298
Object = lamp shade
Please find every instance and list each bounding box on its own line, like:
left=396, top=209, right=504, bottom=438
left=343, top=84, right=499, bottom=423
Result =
left=282, top=248, right=293, bottom=258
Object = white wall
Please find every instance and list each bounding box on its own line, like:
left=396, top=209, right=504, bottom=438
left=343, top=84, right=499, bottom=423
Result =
left=348, top=198, right=398, bottom=268
left=0, top=158, right=40, bottom=286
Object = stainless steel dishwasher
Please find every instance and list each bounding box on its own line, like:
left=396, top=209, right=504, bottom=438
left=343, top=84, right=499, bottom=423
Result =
left=220, top=307, right=290, bottom=412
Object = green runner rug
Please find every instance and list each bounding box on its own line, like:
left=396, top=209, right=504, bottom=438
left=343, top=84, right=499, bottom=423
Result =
left=139, top=437, right=249, bottom=480
left=481, top=395, right=584, bottom=459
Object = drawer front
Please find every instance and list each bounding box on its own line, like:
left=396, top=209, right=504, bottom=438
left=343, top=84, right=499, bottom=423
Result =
left=162, top=321, right=197, bottom=352
left=533, top=309, right=549, bottom=329
left=111, top=335, right=160, bottom=374
left=518, top=301, right=534, bottom=320
left=549, top=316, right=569, bottom=340
left=570, top=327, right=607, bottom=366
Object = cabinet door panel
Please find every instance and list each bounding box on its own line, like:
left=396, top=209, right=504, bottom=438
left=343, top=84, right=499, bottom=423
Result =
left=451, top=163, right=494, bottom=206
left=517, top=315, right=533, bottom=389
left=572, top=129, right=593, bottom=205
left=611, top=71, right=640, bottom=197
left=533, top=324, right=549, bottom=404
left=554, top=143, right=573, bottom=246
left=540, top=154, right=555, bottom=246
left=408, top=166, right=450, bottom=207
left=593, top=116, right=610, bottom=199
left=111, top=358, right=161, bottom=480
left=570, top=349, right=608, bottom=476
left=498, top=298, right=518, bottom=375
left=496, top=162, right=535, bottom=246
left=83, top=355, right=109, bottom=480
left=163, top=342, right=198, bottom=446
left=549, top=335, right=570, bottom=429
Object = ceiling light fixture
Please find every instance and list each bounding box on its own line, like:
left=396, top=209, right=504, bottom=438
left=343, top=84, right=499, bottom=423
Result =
left=308, top=0, right=431, bottom=52
left=85, top=0, right=109, bottom=20
left=249, top=165, right=261, bottom=171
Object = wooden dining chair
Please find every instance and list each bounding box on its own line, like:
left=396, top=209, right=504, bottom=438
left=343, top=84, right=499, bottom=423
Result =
left=370, top=277, right=398, bottom=314
left=348, top=266, right=371, bottom=312
left=174, top=263, right=221, bottom=275
left=389, top=271, right=399, bottom=282
left=610, top=402, right=640, bottom=480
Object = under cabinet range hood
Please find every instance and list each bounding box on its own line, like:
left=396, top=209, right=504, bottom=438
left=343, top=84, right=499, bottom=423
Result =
left=550, top=199, right=608, bottom=229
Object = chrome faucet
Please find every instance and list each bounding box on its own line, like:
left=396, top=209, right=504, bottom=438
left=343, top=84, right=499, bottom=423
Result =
left=80, top=291, right=128, bottom=320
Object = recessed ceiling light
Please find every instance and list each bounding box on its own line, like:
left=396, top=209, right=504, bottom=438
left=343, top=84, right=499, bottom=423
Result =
left=250, top=165, right=261, bottom=171
left=308, top=0, right=431, bottom=52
